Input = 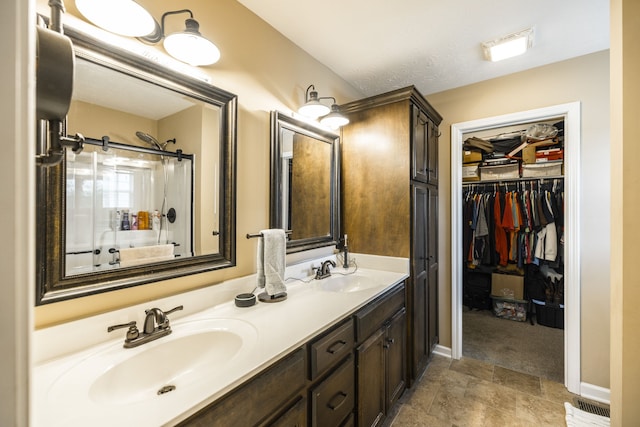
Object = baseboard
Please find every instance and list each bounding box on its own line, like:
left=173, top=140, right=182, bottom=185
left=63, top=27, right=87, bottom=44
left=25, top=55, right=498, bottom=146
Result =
left=432, top=344, right=452, bottom=358
left=580, top=382, right=610, bottom=405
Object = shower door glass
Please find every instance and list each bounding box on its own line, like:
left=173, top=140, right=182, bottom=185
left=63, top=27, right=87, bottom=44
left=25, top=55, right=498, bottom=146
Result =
left=65, top=142, right=194, bottom=276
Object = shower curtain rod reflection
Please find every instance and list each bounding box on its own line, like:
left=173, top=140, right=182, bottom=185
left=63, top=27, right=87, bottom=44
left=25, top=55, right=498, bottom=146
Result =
left=80, top=135, right=193, bottom=161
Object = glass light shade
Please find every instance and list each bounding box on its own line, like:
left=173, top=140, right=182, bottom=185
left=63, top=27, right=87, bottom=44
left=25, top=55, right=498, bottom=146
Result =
left=298, top=101, right=331, bottom=119
left=163, top=32, right=221, bottom=66
left=75, top=0, right=156, bottom=37
left=320, top=105, right=349, bottom=128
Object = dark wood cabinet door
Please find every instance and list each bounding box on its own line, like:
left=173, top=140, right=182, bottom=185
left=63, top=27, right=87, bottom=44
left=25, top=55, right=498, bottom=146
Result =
left=385, top=309, right=406, bottom=411
left=411, top=183, right=429, bottom=378
left=356, top=328, right=385, bottom=427
left=267, top=396, right=307, bottom=427
left=427, top=120, right=439, bottom=184
left=427, top=186, right=439, bottom=351
left=411, top=105, right=429, bottom=183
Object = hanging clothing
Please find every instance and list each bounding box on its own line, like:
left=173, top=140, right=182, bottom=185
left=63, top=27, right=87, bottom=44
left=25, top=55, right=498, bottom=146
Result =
left=462, top=179, right=564, bottom=269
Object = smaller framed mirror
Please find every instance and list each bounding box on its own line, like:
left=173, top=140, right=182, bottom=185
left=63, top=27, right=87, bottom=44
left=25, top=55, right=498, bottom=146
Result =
left=270, top=111, right=340, bottom=253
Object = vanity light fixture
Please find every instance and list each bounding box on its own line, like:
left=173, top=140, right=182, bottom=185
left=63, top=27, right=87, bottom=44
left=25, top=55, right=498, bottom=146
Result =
left=320, top=104, right=350, bottom=128
left=75, top=0, right=157, bottom=37
left=482, top=27, right=535, bottom=62
left=298, top=84, right=350, bottom=128
left=76, top=2, right=220, bottom=66
left=140, top=9, right=221, bottom=66
left=298, top=85, right=331, bottom=118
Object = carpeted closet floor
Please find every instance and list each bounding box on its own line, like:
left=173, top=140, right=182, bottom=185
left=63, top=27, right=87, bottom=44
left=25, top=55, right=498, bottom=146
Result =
left=462, top=307, right=564, bottom=383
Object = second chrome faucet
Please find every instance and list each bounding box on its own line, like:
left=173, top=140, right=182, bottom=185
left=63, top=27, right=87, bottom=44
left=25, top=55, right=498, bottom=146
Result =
left=108, top=305, right=183, bottom=348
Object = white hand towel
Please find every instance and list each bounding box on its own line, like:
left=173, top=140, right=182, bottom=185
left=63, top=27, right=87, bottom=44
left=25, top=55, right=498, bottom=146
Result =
left=256, top=229, right=286, bottom=296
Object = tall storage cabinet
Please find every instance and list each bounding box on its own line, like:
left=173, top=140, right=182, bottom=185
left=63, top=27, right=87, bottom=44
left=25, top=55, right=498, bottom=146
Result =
left=340, top=86, right=442, bottom=385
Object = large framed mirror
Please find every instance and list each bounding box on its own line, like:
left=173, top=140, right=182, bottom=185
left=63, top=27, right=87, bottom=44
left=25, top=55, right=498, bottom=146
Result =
left=36, top=23, right=237, bottom=304
left=270, top=111, right=340, bottom=253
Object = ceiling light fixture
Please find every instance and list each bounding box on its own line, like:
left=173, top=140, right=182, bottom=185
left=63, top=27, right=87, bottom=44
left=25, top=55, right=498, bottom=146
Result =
left=140, top=9, right=220, bottom=66
left=298, top=85, right=349, bottom=128
left=482, top=27, right=535, bottom=62
left=75, top=0, right=157, bottom=37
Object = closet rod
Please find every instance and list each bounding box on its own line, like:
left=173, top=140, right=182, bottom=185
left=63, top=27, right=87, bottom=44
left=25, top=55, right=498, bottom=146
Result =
left=462, top=175, right=564, bottom=186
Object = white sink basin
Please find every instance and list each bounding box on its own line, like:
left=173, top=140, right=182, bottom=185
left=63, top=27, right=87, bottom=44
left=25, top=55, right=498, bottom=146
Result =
left=47, top=318, right=258, bottom=407
left=312, top=270, right=388, bottom=293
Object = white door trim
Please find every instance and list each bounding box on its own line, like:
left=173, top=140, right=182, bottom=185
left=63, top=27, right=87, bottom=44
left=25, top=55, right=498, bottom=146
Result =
left=450, top=102, right=581, bottom=393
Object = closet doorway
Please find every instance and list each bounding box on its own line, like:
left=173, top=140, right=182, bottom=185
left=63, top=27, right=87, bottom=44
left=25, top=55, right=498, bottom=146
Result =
left=450, top=102, right=581, bottom=394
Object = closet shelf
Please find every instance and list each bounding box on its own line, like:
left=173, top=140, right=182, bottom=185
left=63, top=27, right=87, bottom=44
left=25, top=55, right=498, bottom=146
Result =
left=462, top=175, right=564, bottom=186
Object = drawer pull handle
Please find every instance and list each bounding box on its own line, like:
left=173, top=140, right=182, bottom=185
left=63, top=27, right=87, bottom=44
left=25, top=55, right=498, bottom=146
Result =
left=327, top=340, right=347, bottom=354
left=327, top=391, right=348, bottom=410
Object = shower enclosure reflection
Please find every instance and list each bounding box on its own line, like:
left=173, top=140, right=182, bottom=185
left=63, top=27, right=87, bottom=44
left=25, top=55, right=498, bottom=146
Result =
left=65, top=140, right=194, bottom=275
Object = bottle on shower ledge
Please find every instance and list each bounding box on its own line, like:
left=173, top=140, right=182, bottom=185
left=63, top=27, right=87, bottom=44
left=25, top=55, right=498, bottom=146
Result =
left=121, top=210, right=130, bottom=231
left=131, top=214, right=138, bottom=230
left=152, top=210, right=161, bottom=231
left=114, top=210, right=121, bottom=231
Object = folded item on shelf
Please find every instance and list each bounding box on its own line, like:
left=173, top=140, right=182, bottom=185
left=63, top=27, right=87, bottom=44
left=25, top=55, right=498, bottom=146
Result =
left=463, top=136, right=494, bottom=153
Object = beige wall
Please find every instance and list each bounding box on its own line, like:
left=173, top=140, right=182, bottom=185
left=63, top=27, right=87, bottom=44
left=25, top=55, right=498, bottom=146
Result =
left=610, top=0, right=640, bottom=424
left=428, top=50, right=611, bottom=388
left=34, top=0, right=361, bottom=327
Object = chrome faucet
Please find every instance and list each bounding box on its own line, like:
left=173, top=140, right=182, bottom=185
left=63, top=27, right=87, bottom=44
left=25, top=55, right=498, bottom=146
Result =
left=315, top=260, right=336, bottom=280
left=108, top=305, right=183, bottom=348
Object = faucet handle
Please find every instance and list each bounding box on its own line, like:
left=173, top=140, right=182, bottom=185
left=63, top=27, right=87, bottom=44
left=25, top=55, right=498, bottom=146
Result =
left=164, top=305, right=184, bottom=316
left=107, top=321, right=140, bottom=341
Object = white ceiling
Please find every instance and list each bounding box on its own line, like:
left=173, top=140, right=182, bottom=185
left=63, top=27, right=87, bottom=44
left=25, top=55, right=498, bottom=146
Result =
left=237, top=0, right=610, bottom=97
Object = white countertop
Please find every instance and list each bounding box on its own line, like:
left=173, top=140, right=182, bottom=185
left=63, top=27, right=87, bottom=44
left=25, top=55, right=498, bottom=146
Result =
left=33, top=253, right=409, bottom=427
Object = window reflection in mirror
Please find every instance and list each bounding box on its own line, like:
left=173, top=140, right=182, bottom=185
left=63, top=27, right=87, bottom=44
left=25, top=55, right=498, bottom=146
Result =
left=270, top=111, right=340, bottom=253
left=36, top=26, right=237, bottom=304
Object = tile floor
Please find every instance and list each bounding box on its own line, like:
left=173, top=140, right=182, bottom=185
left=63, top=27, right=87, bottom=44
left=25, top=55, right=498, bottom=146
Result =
left=386, top=355, right=583, bottom=426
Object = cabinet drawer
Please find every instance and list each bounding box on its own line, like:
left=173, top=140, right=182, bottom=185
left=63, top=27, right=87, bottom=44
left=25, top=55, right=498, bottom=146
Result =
left=311, top=356, right=355, bottom=427
left=355, top=283, right=405, bottom=342
left=310, top=319, right=354, bottom=380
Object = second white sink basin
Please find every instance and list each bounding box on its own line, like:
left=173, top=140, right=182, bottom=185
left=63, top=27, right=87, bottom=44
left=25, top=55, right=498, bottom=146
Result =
left=311, top=269, right=398, bottom=293
left=48, top=318, right=258, bottom=407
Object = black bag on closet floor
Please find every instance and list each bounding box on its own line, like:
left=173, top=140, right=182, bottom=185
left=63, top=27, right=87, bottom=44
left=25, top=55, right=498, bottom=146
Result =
left=463, top=271, right=492, bottom=310
left=524, top=264, right=547, bottom=302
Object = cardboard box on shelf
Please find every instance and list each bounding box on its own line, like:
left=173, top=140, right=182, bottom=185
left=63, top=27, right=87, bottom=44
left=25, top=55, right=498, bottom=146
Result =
left=491, top=273, right=524, bottom=300
left=463, top=150, right=483, bottom=164
left=462, top=162, right=481, bottom=181
left=522, top=138, right=559, bottom=164
left=535, top=148, right=564, bottom=162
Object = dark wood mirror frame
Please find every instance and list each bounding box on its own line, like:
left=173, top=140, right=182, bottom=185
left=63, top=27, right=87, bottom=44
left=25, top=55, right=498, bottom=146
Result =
left=36, top=25, right=237, bottom=305
left=270, top=111, right=340, bottom=253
